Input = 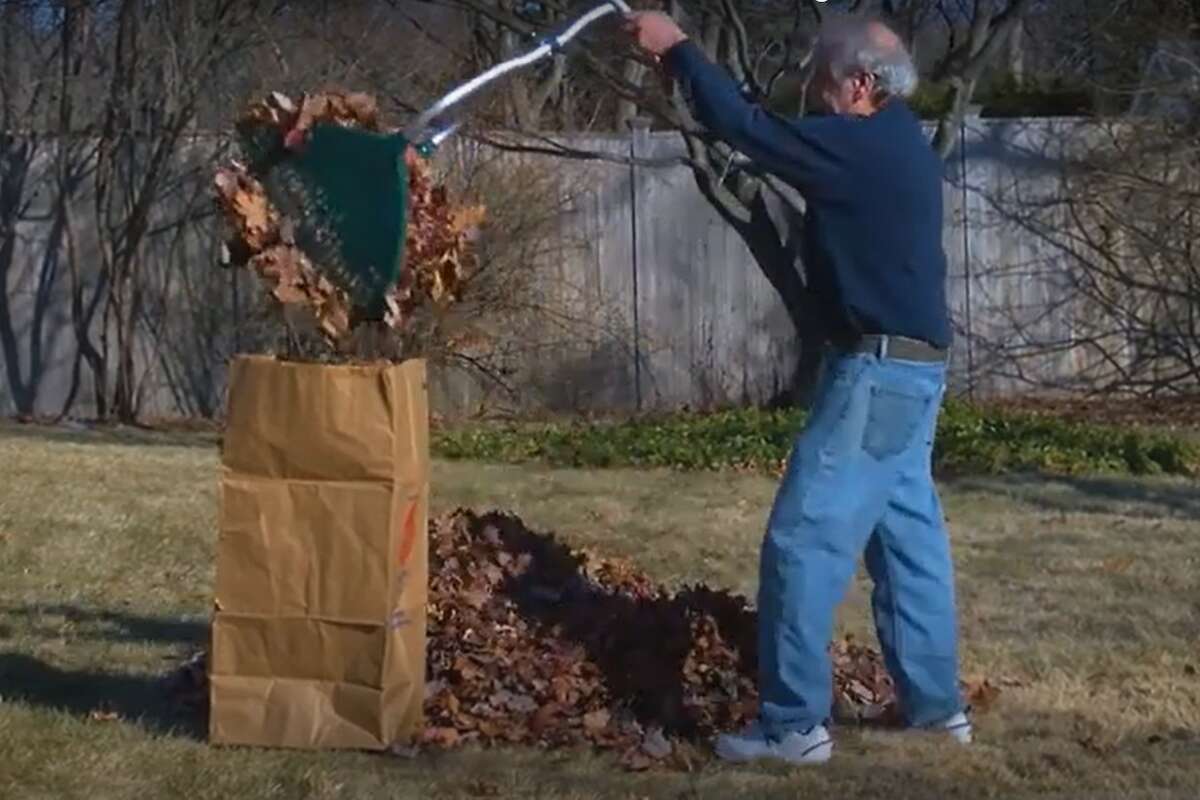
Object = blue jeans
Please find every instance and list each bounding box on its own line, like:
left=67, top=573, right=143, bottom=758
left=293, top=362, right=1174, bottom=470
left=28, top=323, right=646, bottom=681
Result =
left=757, top=350, right=963, bottom=737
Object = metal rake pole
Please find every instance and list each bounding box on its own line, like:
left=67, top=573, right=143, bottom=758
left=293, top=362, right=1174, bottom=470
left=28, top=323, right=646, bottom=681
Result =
left=404, top=0, right=633, bottom=147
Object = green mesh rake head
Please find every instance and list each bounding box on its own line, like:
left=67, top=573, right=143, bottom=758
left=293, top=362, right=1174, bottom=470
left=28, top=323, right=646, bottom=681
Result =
left=241, top=123, right=411, bottom=320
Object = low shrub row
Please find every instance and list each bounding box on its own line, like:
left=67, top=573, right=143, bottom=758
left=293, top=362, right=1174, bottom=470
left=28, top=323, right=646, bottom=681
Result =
left=433, top=400, right=1198, bottom=477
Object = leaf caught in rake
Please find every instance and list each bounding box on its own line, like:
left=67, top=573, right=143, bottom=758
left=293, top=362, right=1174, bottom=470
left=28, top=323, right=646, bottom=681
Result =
left=213, top=90, right=484, bottom=351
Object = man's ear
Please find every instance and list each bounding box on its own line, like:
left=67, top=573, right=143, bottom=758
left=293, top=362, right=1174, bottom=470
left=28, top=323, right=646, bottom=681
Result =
left=851, top=73, right=876, bottom=104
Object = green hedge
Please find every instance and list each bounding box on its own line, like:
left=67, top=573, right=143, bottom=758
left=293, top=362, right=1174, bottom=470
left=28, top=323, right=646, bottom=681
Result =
left=432, top=400, right=1198, bottom=477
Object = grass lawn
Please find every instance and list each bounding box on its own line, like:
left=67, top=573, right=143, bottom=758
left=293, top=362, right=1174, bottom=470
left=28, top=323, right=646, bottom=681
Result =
left=1, top=422, right=1198, bottom=799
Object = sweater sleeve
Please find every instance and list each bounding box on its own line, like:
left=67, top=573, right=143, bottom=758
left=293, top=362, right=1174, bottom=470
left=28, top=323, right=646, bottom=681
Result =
left=662, top=40, right=844, bottom=197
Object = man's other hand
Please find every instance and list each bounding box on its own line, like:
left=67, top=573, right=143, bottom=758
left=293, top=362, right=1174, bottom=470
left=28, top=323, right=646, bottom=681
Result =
left=624, top=11, right=688, bottom=57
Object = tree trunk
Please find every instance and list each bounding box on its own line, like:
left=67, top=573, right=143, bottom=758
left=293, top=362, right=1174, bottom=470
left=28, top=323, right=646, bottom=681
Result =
left=0, top=231, right=32, bottom=415
left=737, top=191, right=824, bottom=405
left=0, top=142, right=33, bottom=415
left=112, top=281, right=139, bottom=422
left=615, top=60, right=648, bottom=132
left=1007, top=17, right=1025, bottom=86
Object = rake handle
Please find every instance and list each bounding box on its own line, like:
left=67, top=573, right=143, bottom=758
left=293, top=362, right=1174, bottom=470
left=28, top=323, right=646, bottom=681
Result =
left=405, top=0, right=632, bottom=146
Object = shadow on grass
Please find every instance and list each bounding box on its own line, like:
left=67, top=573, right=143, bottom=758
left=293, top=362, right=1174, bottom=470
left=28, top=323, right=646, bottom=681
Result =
left=944, top=472, right=1200, bottom=519
left=0, top=420, right=218, bottom=450
left=0, top=652, right=207, bottom=739
left=0, top=604, right=208, bottom=645
left=0, top=605, right=208, bottom=740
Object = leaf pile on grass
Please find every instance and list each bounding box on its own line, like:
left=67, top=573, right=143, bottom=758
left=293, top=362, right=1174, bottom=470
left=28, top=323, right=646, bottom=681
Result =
left=421, top=509, right=907, bottom=769
left=433, top=400, right=1199, bottom=477
left=169, top=509, right=1000, bottom=770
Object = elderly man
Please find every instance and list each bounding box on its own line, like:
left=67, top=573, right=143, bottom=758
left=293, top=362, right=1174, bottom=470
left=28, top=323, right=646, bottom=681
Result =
left=626, top=12, right=971, bottom=765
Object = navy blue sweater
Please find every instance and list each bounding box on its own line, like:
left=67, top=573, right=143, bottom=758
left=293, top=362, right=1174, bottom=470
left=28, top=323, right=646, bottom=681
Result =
left=664, top=41, right=951, bottom=350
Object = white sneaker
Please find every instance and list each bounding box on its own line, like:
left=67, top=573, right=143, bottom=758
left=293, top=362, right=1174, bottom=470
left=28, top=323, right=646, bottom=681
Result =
left=938, top=711, right=973, bottom=744
left=714, top=720, right=834, bottom=765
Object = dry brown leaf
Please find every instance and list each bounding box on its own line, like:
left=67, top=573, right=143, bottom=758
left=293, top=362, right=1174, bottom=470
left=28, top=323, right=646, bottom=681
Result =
left=342, top=92, right=379, bottom=125
left=964, top=679, right=1002, bottom=712
left=583, top=709, right=610, bottom=733
left=462, top=590, right=489, bottom=610
left=421, top=726, right=461, bottom=747
left=1100, top=556, right=1135, bottom=574
left=530, top=703, right=559, bottom=733
left=232, top=189, right=271, bottom=236
left=213, top=167, right=279, bottom=253
left=620, top=749, right=655, bottom=771
left=451, top=205, right=488, bottom=234
left=244, top=245, right=351, bottom=340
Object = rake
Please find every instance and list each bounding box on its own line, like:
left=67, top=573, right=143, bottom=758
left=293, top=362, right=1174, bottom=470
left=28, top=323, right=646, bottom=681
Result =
left=239, top=0, right=632, bottom=320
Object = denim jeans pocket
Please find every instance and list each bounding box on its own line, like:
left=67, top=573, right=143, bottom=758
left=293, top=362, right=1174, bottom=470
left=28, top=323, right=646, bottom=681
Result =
left=861, top=384, right=933, bottom=461
left=815, top=355, right=869, bottom=423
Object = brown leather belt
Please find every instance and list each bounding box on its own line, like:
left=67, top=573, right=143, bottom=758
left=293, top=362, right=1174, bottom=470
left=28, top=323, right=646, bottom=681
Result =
left=837, top=334, right=947, bottom=363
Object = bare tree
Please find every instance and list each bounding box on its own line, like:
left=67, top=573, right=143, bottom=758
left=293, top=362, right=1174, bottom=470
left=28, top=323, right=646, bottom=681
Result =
left=434, top=145, right=639, bottom=414
left=924, top=0, right=1035, bottom=156
left=1, top=0, right=289, bottom=421
left=49, top=0, right=111, bottom=420
left=0, top=1, right=72, bottom=417
left=46, top=0, right=303, bottom=423
left=977, top=1, right=1200, bottom=395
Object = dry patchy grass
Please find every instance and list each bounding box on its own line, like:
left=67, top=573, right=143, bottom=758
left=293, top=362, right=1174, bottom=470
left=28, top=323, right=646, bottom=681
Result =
left=0, top=422, right=1198, bottom=800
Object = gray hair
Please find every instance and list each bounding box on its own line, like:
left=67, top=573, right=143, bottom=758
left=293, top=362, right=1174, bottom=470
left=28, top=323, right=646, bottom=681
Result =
left=814, top=16, right=919, bottom=100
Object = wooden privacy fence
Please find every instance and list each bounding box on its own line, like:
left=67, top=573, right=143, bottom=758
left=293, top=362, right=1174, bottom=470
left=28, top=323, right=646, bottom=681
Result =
left=0, top=117, right=1122, bottom=418
left=434, top=115, right=1111, bottom=413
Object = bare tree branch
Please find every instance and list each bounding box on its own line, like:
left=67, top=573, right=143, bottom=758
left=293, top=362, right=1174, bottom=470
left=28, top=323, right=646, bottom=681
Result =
left=719, top=0, right=763, bottom=97
left=472, top=130, right=694, bottom=169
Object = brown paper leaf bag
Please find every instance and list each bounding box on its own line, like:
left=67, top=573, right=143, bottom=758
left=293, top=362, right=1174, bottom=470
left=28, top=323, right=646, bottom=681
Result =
left=209, top=355, right=428, bottom=750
